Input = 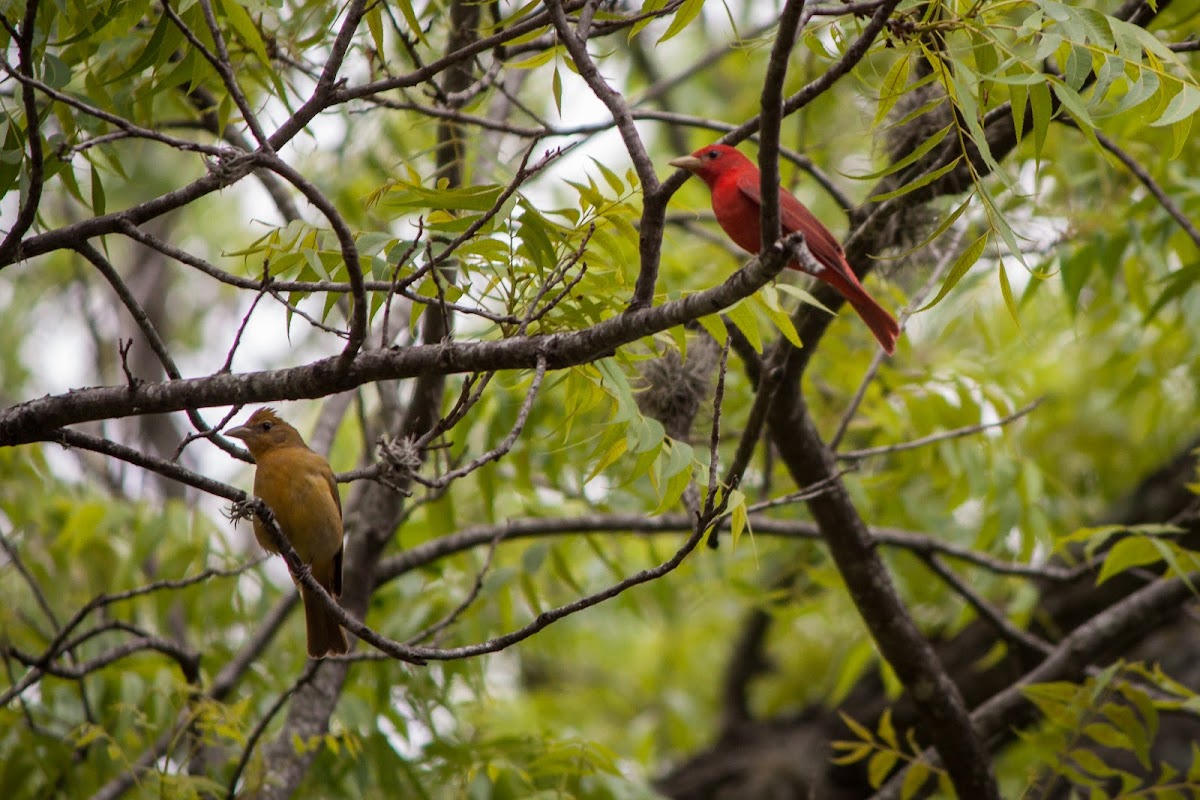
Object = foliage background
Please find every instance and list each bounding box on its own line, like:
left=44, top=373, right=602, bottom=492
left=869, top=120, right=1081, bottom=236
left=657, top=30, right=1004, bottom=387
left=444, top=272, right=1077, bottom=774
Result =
left=2, top=0, right=1200, bottom=798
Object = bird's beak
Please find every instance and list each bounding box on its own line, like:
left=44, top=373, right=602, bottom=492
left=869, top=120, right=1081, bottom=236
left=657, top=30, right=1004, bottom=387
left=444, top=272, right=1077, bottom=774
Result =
left=669, top=155, right=702, bottom=172
left=226, top=425, right=251, bottom=441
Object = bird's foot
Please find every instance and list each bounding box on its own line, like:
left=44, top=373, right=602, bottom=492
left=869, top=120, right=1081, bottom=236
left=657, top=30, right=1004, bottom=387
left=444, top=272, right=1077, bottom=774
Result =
left=225, top=498, right=256, bottom=525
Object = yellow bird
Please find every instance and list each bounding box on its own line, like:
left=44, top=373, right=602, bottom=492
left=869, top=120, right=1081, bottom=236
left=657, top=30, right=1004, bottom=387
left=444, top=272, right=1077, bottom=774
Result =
left=227, top=408, right=349, bottom=657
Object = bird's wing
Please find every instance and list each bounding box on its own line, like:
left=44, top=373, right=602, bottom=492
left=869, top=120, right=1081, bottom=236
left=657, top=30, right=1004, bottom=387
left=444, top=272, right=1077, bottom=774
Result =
left=320, top=462, right=342, bottom=519
left=736, top=172, right=853, bottom=279
left=314, top=455, right=343, bottom=594
left=315, top=458, right=343, bottom=597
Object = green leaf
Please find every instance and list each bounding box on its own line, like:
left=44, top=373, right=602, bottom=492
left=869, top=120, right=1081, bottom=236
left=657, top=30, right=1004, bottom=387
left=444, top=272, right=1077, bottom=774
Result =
left=42, top=54, right=71, bottom=89
left=696, top=313, right=727, bottom=343
left=551, top=64, right=563, bottom=115
left=1089, top=54, right=1125, bottom=111
left=876, top=708, right=898, bottom=749
left=753, top=288, right=802, bottom=348
left=838, top=710, right=876, bottom=744
left=917, top=232, right=989, bottom=311
left=889, top=194, right=974, bottom=260
left=830, top=742, right=874, bottom=765
left=657, top=0, right=704, bottom=44
left=590, top=157, right=624, bottom=196
left=112, top=11, right=174, bottom=83
left=89, top=162, right=105, bottom=216
left=653, top=440, right=694, bottom=514
left=1097, top=536, right=1163, bottom=584
left=727, top=488, right=747, bottom=547
left=725, top=298, right=761, bottom=353
left=215, top=0, right=270, bottom=66
left=874, top=55, right=912, bottom=128
left=1075, top=7, right=1114, bottom=50
left=1067, top=749, right=1120, bottom=783
left=1187, top=743, right=1200, bottom=784
left=1034, top=32, right=1063, bottom=64
left=980, top=183, right=1028, bottom=270
left=630, top=0, right=668, bottom=39
left=383, top=182, right=503, bottom=212
left=1151, top=82, right=1200, bottom=128
left=1118, top=681, right=1160, bottom=750
left=394, top=0, right=427, bottom=45
left=366, top=2, right=385, bottom=57
left=1149, top=537, right=1200, bottom=592
left=846, top=124, right=952, bottom=181
left=998, top=259, right=1019, bottom=327
left=867, top=750, right=898, bottom=788
left=1112, top=69, right=1160, bottom=118
left=519, top=571, right=543, bottom=615
left=521, top=542, right=549, bottom=576
left=1050, top=78, right=1095, bottom=129
left=1128, top=22, right=1181, bottom=65
left=900, top=762, right=931, bottom=800
left=1167, top=113, right=1194, bottom=159
left=831, top=638, right=876, bottom=705
left=508, top=46, right=562, bottom=70
left=1024, top=681, right=1084, bottom=721
left=1062, top=43, right=1091, bottom=92
left=1082, top=722, right=1131, bottom=753
left=1029, top=79, right=1053, bottom=158
left=868, top=157, right=961, bottom=202
left=774, top=283, right=834, bottom=315
left=1123, top=241, right=1149, bottom=313
left=1102, top=704, right=1150, bottom=767
left=549, top=547, right=586, bottom=596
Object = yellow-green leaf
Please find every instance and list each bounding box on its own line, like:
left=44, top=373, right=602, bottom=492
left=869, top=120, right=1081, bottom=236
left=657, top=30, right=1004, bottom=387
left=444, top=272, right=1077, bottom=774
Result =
left=917, top=231, right=989, bottom=311
left=657, top=0, right=704, bottom=44
left=1097, top=536, right=1163, bottom=584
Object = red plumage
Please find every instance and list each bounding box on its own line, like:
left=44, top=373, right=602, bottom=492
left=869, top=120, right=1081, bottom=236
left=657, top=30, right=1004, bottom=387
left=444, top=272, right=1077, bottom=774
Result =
left=671, top=144, right=900, bottom=355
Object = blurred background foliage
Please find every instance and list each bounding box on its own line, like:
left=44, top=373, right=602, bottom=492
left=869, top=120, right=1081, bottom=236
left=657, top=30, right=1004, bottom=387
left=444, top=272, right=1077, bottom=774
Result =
left=2, top=0, right=1200, bottom=797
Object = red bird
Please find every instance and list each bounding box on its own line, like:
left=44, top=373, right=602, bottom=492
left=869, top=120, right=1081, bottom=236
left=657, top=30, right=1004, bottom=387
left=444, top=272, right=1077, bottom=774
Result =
left=670, top=144, right=900, bottom=355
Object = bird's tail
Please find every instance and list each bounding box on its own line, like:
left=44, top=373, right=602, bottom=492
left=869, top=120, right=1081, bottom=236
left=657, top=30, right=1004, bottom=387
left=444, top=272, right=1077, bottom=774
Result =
left=819, top=265, right=900, bottom=355
left=847, top=292, right=900, bottom=355
left=301, top=570, right=349, bottom=658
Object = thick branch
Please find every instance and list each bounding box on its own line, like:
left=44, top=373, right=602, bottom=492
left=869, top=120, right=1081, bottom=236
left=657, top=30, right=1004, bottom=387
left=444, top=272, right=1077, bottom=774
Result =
left=0, top=241, right=796, bottom=445
left=767, top=382, right=999, bottom=798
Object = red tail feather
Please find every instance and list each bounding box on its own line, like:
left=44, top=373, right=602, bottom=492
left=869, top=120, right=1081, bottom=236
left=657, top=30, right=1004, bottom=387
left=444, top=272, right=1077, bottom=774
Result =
left=815, top=267, right=899, bottom=355
left=847, top=292, right=900, bottom=355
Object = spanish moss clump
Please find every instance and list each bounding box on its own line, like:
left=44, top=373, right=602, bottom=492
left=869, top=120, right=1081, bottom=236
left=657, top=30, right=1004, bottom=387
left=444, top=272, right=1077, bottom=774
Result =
left=634, top=335, right=720, bottom=442
left=882, top=67, right=953, bottom=165
left=872, top=64, right=953, bottom=258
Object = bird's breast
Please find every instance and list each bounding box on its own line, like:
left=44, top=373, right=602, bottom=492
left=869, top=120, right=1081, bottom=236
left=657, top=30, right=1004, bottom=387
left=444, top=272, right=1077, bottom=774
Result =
left=710, top=180, right=763, bottom=255
left=251, top=452, right=343, bottom=564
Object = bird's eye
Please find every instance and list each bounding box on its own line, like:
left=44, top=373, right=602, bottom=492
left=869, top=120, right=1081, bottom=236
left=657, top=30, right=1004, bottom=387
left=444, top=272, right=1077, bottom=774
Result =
left=706, top=150, right=719, bottom=160
left=261, top=422, right=272, bottom=431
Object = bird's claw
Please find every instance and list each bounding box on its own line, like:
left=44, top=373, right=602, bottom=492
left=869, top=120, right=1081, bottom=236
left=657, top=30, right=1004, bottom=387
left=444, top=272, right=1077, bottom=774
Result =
left=226, top=499, right=255, bottom=524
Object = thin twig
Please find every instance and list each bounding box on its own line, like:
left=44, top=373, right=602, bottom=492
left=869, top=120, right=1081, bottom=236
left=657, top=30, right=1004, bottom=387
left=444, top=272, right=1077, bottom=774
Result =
left=839, top=398, right=1043, bottom=462
left=0, top=0, right=45, bottom=265
left=922, top=554, right=1053, bottom=658
left=416, top=356, right=548, bottom=489
left=406, top=530, right=505, bottom=646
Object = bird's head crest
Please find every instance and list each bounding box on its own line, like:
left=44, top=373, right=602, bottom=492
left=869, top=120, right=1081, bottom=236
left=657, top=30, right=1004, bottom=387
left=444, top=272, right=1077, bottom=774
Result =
left=226, top=407, right=305, bottom=456
left=669, top=143, right=753, bottom=186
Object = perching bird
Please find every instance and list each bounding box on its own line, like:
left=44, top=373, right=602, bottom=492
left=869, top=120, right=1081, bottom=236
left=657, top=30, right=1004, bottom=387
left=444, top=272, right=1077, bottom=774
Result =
left=227, top=408, right=349, bottom=657
left=670, top=144, right=900, bottom=355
